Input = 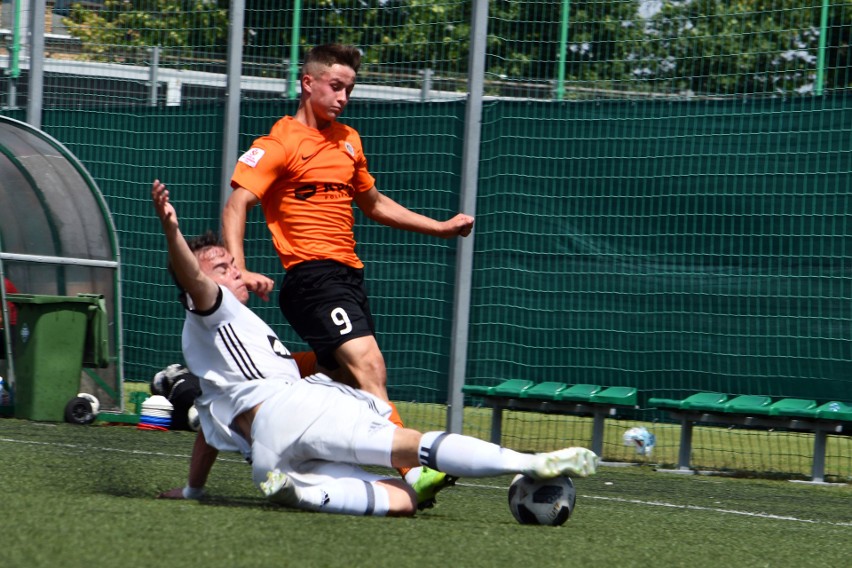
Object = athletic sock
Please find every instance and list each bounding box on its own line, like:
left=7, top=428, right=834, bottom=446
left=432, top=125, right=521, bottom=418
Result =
left=418, top=431, right=534, bottom=478
left=298, top=479, right=390, bottom=517
left=403, top=466, right=424, bottom=485
left=387, top=401, right=405, bottom=428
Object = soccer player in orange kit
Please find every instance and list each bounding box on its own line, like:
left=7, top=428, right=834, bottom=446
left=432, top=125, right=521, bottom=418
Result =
left=222, top=44, right=474, bottom=508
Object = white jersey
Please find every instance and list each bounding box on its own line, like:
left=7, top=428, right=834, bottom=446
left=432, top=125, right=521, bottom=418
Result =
left=181, top=286, right=300, bottom=455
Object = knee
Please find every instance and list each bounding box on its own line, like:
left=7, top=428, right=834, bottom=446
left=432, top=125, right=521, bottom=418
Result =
left=390, top=428, right=423, bottom=469
left=357, top=350, right=386, bottom=381
left=348, top=352, right=387, bottom=393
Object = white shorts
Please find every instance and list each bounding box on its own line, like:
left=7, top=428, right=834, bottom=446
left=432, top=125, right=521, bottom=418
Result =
left=249, top=375, right=397, bottom=488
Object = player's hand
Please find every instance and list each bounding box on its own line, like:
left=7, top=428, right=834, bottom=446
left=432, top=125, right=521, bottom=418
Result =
left=151, top=179, right=178, bottom=230
left=241, top=270, right=275, bottom=301
left=439, top=213, right=474, bottom=238
left=157, top=487, right=188, bottom=500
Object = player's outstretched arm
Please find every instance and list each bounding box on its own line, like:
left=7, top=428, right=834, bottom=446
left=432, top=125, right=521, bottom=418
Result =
left=221, top=186, right=275, bottom=301
left=157, top=430, right=219, bottom=500
left=354, top=187, right=474, bottom=239
left=151, top=179, right=220, bottom=311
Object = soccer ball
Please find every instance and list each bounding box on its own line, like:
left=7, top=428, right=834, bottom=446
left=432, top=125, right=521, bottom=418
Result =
left=187, top=405, right=201, bottom=432
left=508, top=474, right=576, bottom=526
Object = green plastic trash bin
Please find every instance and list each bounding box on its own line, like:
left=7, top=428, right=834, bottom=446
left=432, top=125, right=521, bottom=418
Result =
left=8, top=294, right=105, bottom=422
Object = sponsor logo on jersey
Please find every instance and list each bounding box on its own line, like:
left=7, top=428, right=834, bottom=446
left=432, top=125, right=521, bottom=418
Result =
left=238, top=147, right=265, bottom=167
left=268, top=335, right=294, bottom=359
left=344, top=142, right=355, bottom=157
left=294, top=182, right=355, bottom=201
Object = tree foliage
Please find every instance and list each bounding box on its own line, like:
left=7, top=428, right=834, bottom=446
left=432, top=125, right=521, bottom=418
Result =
left=62, top=0, right=851, bottom=95
left=636, top=0, right=844, bottom=96
left=63, top=0, right=229, bottom=60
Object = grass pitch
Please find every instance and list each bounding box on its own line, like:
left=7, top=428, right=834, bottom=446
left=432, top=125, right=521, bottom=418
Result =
left=1, top=417, right=850, bottom=568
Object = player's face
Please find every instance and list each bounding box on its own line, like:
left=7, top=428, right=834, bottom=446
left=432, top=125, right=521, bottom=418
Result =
left=305, top=64, right=356, bottom=124
left=196, top=246, right=249, bottom=304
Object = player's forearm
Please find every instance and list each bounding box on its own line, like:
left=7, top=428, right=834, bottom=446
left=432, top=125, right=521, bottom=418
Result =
left=163, top=225, right=207, bottom=294
left=363, top=193, right=445, bottom=236
left=221, top=196, right=250, bottom=271
left=159, top=207, right=219, bottom=307
left=187, top=430, right=218, bottom=490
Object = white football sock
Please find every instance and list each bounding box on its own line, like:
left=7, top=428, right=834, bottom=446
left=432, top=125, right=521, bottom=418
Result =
left=418, top=431, right=534, bottom=477
left=403, top=466, right=424, bottom=485
left=298, top=479, right=390, bottom=516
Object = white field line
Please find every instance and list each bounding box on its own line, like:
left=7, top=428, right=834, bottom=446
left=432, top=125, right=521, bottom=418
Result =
left=0, top=436, right=248, bottom=464
left=455, top=480, right=852, bottom=527
left=3, top=437, right=850, bottom=527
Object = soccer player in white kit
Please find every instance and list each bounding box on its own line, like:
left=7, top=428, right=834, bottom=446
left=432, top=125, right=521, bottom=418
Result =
left=152, top=179, right=599, bottom=516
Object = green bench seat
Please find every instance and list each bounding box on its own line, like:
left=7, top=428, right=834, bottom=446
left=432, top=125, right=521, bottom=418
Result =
left=647, top=392, right=728, bottom=411
left=490, top=379, right=535, bottom=397
left=768, top=398, right=817, bottom=417
left=815, top=401, right=852, bottom=421
left=463, top=379, right=638, bottom=456
left=590, top=386, right=637, bottom=406
left=461, top=384, right=494, bottom=397
left=722, top=395, right=773, bottom=414
left=688, top=394, right=772, bottom=414
left=519, top=382, right=570, bottom=400
left=555, top=384, right=602, bottom=402
left=650, top=393, right=852, bottom=483
left=462, top=379, right=534, bottom=398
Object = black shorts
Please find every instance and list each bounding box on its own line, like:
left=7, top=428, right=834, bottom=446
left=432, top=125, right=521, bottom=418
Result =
left=279, top=260, right=376, bottom=371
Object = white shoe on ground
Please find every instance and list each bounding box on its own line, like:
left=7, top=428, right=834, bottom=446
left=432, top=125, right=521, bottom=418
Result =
left=260, top=469, right=300, bottom=506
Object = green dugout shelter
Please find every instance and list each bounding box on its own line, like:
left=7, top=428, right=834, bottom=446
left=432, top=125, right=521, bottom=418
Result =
left=0, top=115, right=124, bottom=419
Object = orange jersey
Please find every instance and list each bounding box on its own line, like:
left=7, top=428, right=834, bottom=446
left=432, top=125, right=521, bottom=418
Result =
left=291, top=351, right=317, bottom=377
left=231, top=116, right=376, bottom=270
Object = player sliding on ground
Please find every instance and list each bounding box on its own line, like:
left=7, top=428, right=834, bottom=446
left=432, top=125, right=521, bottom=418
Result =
left=152, top=179, right=598, bottom=516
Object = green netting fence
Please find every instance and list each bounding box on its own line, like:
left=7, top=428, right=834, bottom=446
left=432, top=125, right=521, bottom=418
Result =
left=0, top=0, right=850, bottom=480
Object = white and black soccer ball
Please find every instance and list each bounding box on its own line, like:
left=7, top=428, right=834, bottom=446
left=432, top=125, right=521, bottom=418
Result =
left=187, top=405, right=201, bottom=432
left=508, top=474, right=576, bottom=526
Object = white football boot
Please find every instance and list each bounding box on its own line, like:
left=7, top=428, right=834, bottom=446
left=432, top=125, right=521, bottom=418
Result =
left=526, top=447, right=599, bottom=479
left=259, top=469, right=301, bottom=507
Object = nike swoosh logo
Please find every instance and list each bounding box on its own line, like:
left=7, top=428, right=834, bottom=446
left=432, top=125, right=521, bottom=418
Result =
left=301, top=151, right=319, bottom=161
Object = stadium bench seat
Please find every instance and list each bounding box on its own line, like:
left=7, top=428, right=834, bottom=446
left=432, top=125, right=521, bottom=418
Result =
left=490, top=379, right=535, bottom=397
left=590, top=386, right=637, bottom=406
left=721, top=395, right=773, bottom=414
left=815, top=401, right=852, bottom=421
left=645, top=397, right=683, bottom=410
left=463, top=379, right=638, bottom=456
left=519, top=382, right=570, bottom=400
left=686, top=392, right=730, bottom=411
left=767, top=398, right=817, bottom=417
left=461, top=379, right=534, bottom=398
left=647, top=392, right=726, bottom=411
left=685, top=394, right=771, bottom=414
left=649, top=393, right=852, bottom=483
left=460, top=383, right=494, bottom=397
left=555, top=383, right=602, bottom=402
